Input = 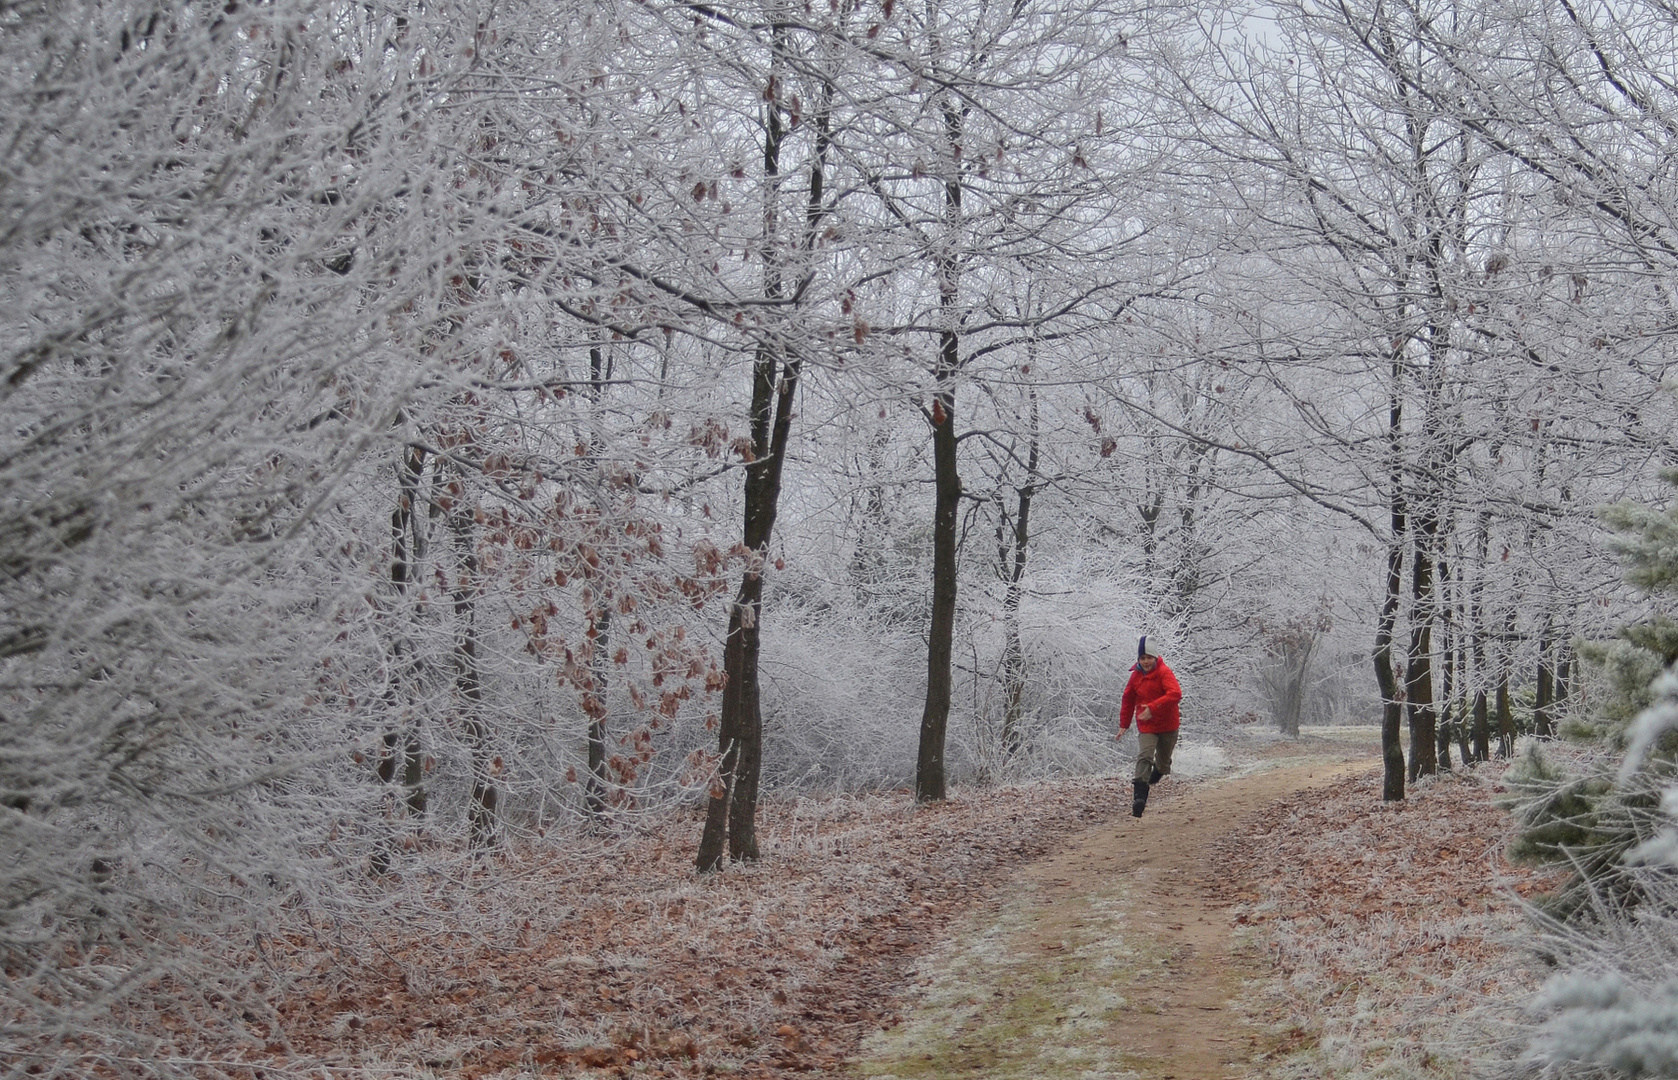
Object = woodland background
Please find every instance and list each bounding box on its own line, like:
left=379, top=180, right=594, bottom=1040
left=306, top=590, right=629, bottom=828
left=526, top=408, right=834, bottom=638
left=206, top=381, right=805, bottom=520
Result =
left=8, top=0, right=1678, bottom=1075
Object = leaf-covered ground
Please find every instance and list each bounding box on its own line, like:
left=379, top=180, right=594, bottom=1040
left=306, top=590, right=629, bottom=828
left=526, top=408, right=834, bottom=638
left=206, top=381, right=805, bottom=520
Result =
left=244, top=774, right=1144, bottom=1078
left=1213, top=764, right=1561, bottom=1079
left=120, top=735, right=1554, bottom=1079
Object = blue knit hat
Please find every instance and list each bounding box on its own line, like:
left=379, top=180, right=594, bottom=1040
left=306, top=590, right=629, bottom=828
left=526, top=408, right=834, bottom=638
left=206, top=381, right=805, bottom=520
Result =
left=1138, top=635, right=1160, bottom=659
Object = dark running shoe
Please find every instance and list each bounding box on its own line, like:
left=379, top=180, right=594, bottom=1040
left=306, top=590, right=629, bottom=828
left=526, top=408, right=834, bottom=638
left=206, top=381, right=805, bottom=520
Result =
left=1132, top=779, right=1150, bottom=818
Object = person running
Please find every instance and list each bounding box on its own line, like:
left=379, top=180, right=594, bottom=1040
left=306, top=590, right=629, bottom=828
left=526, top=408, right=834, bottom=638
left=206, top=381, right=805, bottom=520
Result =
left=1117, top=635, right=1182, bottom=818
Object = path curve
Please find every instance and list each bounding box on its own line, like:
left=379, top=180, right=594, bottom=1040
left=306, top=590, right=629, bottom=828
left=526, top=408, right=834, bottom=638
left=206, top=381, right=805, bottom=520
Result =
left=852, top=749, right=1377, bottom=1080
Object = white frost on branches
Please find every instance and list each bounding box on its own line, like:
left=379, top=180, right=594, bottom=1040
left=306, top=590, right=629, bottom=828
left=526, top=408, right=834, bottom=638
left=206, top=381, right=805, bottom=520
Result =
left=1535, top=975, right=1678, bottom=1079
left=1526, top=669, right=1678, bottom=1077
left=1620, top=665, right=1678, bottom=869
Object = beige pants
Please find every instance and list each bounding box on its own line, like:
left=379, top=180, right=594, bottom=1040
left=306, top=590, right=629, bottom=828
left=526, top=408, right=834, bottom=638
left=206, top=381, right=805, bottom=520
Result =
left=1135, top=730, right=1178, bottom=782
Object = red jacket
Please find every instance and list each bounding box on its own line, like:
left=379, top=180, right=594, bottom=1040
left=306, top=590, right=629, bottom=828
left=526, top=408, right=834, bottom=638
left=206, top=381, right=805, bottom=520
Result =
left=1120, top=658, right=1182, bottom=734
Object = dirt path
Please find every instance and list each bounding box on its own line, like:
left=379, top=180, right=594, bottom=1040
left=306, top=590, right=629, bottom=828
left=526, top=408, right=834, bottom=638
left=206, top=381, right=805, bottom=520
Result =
left=850, top=747, right=1377, bottom=1080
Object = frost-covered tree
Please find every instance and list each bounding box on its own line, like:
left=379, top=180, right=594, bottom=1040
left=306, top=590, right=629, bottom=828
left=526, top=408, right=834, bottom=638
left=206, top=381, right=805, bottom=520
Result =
left=0, top=0, right=481, bottom=1068
left=1502, top=460, right=1678, bottom=924
left=851, top=0, right=1186, bottom=801
left=1525, top=659, right=1678, bottom=1076
left=1171, top=0, right=1671, bottom=800
left=0, top=0, right=740, bottom=1067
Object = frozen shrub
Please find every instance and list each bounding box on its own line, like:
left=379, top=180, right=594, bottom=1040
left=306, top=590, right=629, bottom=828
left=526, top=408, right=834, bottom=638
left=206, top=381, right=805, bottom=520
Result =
left=1523, top=668, right=1678, bottom=1075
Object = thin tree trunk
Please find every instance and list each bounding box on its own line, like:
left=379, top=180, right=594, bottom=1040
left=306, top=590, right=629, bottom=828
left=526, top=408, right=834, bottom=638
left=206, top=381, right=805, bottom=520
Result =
left=1399, top=96, right=1460, bottom=786
left=1454, top=561, right=1473, bottom=765
left=1406, top=516, right=1438, bottom=782
left=697, top=575, right=768, bottom=867
left=1376, top=342, right=1406, bottom=801
left=1168, top=439, right=1212, bottom=619
left=1470, top=503, right=1493, bottom=762
left=1271, top=629, right=1313, bottom=737
left=698, top=80, right=785, bottom=867
left=916, top=91, right=966, bottom=805
left=585, top=341, right=612, bottom=818
left=1556, top=648, right=1571, bottom=729
left=585, top=609, right=611, bottom=817
left=1534, top=623, right=1555, bottom=738
left=999, top=582, right=1026, bottom=756
left=387, top=446, right=429, bottom=816
left=1438, top=551, right=1456, bottom=771
left=450, top=494, right=495, bottom=849
left=697, top=47, right=830, bottom=868
left=918, top=330, right=960, bottom=803
left=1405, top=319, right=1448, bottom=781
left=850, top=430, right=892, bottom=598
left=373, top=445, right=428, bottom=875
left=1496, top=672, right=1516, bottom=759
left=1138, top=500, right=1163, bottom=574
left=1376, top=600, right=1406, bottom=801
left=998, top=390, right=1039, bottom=757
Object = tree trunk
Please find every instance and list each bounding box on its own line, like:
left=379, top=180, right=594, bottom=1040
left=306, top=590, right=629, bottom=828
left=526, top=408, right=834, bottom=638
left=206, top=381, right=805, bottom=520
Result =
left=1453, top=565, right=1473, bottom=766
left=1472, top=689, right=1489, bottom=762
left=999, top=590, right=1026, bottom=756
left=998, top=390, right=1038, bottom=758
left=1269, top=628, right=1314, bottom=737
left=1496, top=673, right=1516, bottom=758
left=697, top=572, right=769, bottom=868
left=1470, top=503, right=1492, bottom=763
left=850, top=430, right=893, bottom=600
left=450, top=494, right=495, bottom=849
left=1375, top=545, right=1406, bottom=799
left=1534, top=628, right=1555, bottom=738
left=1375, top=637, right=1402, bottom=798
left=1402, top=105, right=1459, bottom=785
left=697, top=331, right=782, bottom=865
left=387, top=446, right=429, bottom=816
left=1377, top=650, right=1406, bottom=800
left=1166, top=437, right=1212, bottom=620
left=1405, top=518, right=1438, bottom=782
left=373, top=445, right=429, bottom=875
left=916, top=90, right=966, bottom=805
left=1556, top=648, right=1571, bottom=727
left=1376, top=347, right=1406, bottom=802
left=585, top=341, right=612, bottom=818
left=917, top=336, right=960, bottom=803
left=1438, top=554, right=1457, bottom=770
left=585, top=608, right=611, bottom=817
left=697, top=49, right=828, bottom=868
left=1137, top=486, right=1164, bottom=583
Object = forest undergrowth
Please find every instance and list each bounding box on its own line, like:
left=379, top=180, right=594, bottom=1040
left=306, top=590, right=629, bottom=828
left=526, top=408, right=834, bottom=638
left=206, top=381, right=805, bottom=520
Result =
left=1216, top=762, right=1563, bottom=1080
left=116, top=776, right=1141, bottom=1079
left=65, top=744, right=1571, bottom=1080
